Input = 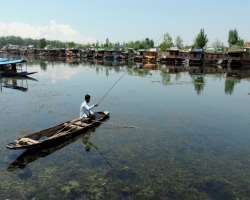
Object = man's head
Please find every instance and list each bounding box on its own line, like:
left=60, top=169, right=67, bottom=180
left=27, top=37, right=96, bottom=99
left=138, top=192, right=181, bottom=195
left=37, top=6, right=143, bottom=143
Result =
left=85, top=94, right=91, bottom=103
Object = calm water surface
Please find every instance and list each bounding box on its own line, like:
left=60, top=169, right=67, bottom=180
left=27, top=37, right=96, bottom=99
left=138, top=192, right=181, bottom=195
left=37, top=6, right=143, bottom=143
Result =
left=0, top=60, right=250, bottom=200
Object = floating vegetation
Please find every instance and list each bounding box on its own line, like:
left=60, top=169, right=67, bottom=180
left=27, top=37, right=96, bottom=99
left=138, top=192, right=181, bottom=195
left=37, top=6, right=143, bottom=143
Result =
left=61, top=180, right=80, bottom=195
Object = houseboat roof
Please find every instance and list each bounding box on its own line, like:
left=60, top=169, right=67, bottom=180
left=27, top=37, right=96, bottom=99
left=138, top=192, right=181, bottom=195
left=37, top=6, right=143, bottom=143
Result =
left=169, top=47, right=179, bottom=51
left=0, top=59, right=26, bottom=66
left=191, top=48, right=204, bottom=53
left=228, top=49, right=246, bottom=53
left=147, top=48, right=157, bottom=52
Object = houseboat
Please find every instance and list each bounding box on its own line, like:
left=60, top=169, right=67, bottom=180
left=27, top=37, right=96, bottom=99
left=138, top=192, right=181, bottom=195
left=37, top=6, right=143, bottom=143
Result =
left=227, top=49, right=250, bottom=69
left=204, top=50, right=226, bottom=66
left=188, top=49, right=204, bottom=66
left=160, top=47, right=186, bottom=66
left=103, top=50, right=125, bottom=61
left=127, top=48, right=137, bottom=61
left=143, top=48, right=158, bottom=63
left=66, top=49, right=81, bottom=58
left=134, top=49, right=144, bottom=63
left=94, top=49, right=105, bottom=60
left=86, top=49, right=96, bottom=59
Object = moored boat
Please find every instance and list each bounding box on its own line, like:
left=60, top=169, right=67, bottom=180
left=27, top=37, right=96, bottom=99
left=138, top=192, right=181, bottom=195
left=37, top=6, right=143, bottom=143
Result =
left=0, top=58, right=37, bottom=77
left=6, top=111, right=110, bottom=150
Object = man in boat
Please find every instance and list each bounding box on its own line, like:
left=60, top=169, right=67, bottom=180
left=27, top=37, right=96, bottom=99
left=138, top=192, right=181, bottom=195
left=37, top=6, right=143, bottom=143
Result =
left=80, top=94, right=98, bottom=121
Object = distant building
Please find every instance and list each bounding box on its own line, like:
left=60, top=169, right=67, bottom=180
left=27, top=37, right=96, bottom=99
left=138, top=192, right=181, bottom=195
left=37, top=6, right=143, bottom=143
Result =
left=245, top=42, right=250, bottom=49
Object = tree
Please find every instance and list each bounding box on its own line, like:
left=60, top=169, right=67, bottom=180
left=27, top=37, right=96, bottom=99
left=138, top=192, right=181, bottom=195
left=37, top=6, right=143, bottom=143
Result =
left=159, top=33, right=174, bottom=51
left=228, top=29, right=244, bottom=48
left=38, top=38, right=47, bottom=49
left=212, top=39, right=225, bottom=51
left=67, top=42, right=76, bottom=48
left=105, top=38, right=110, bottom=47
left=124, top=38, right=154, bottom=50
left=175, top=36, right=184, bottom=49
left=144, top=38, right=154, bottom=49
left=194, top=29, right=208, bottom=49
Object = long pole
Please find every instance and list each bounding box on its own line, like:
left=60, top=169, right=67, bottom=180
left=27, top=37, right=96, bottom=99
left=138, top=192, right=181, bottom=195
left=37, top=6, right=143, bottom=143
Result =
left=97, top=72, right=126, bottom=105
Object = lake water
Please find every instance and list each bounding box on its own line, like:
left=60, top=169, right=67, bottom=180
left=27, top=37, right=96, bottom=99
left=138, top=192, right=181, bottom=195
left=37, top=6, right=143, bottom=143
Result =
left=0, top=60, right=250, bottom=200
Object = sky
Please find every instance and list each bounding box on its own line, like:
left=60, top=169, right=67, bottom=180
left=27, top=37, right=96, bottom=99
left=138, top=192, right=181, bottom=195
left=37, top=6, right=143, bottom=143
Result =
left=0, top=0, right=249, bottom=45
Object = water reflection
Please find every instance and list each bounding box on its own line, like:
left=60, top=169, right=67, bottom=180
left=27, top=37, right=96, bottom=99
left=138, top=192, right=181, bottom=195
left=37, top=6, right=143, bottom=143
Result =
left=127, top=67, right=152, bottom=78
left=39, top=61, right=48, bottom=71
left=0, top=76, right=37, bottom=93
left=160, top=71, right=171, bottom=86
left=2, top=59, right=250, bottom=96
left=192, top=76, right=205, bottom=95
left=1, top=59, right=250, bottom=199
left=224, top=78, right=240, bottom=95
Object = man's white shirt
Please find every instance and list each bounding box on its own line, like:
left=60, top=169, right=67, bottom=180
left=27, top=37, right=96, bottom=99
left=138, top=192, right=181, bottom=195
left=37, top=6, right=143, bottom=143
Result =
left=80, top=101, right=95, bottom=119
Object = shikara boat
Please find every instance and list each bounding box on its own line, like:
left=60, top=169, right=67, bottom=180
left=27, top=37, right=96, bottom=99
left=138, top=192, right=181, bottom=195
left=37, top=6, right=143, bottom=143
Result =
left=0, top=58, right=37, bottom=77
left=6, top=111, right=109, bottom=150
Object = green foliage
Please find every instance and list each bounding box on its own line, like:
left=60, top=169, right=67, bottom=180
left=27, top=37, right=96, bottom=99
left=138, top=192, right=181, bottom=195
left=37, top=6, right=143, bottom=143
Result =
left=104, top=38, right=112, bottom=49
left=61, top=180, right=80, bottom=195
left=124, top=38, right=154, bottom=50
left=67, top=42, right=76, bottom=49
left=194, top=29, right=208, bottom=49
left=228, top=29, right=244, bottom=48
left=0, top=36, right=86, bottom=49
left=38, top=38, right=47, bottom=49
left=212, top=39, right=225, bottom=52
left=159, top=33, right=174, bottom=51
left=175, top=36, right=184, bottom=49
left=0, top=36, right=38, bottom=47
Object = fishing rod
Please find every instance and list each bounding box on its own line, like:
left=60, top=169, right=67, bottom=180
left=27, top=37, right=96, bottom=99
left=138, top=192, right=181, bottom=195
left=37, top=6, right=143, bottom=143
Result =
left=97, top=72, right=126, bottom=105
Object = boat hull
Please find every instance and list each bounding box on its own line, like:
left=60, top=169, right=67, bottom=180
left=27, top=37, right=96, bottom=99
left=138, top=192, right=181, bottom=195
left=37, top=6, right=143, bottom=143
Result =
left=7, top=111, right=109, bottom=150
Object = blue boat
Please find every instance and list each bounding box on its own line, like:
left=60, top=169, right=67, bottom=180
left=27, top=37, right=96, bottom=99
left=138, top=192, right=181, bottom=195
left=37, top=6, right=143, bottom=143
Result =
left=0, top=58, right=37, bottom=77
left=0, top=58, right=9, bottom=62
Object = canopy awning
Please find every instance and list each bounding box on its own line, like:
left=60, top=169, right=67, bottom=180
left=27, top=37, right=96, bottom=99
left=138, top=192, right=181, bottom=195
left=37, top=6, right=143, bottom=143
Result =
left=0, top=59, right=26, bottom=66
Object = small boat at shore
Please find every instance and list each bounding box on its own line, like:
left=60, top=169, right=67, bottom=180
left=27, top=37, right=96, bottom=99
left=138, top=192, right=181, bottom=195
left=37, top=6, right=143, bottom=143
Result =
left=7, top=111, right=109, bottom=150
left=0, top=58, right=37, bottom=77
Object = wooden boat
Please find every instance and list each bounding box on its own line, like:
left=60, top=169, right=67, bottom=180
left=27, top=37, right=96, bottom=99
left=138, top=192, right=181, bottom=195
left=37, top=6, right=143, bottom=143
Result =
left=6, top=111, right=109, bottom=150
left=8, top=132, right=86, bottom=171
left=0, top=59, right=37, bottom=77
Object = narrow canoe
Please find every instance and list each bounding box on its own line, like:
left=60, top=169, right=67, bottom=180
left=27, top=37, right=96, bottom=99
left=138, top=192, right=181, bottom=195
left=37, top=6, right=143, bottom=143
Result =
left=6, top=111, right=109, bottom=150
